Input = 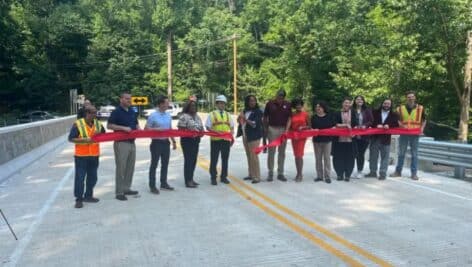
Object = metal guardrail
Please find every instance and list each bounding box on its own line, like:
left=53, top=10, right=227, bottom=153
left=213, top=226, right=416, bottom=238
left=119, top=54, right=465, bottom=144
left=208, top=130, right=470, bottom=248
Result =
left=418, top=138, right=472, bottom=179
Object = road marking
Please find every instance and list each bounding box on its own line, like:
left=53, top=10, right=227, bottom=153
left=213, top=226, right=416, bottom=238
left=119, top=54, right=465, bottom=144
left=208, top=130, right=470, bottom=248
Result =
left=196, top=157, right=364, bottom=267
left=197, top=154, right=392, bottom=267
left=389, top=178, right=472, bottom=201
left=229, top=174, right=392, bottom=267
left=6, top=167, right=74, bottom=267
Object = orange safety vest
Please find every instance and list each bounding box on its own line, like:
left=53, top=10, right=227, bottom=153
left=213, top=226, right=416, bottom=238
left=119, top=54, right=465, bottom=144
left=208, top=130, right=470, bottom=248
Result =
left=75, top=118, right=102, bottom=157
left=397, top=104, right=423, bottom=129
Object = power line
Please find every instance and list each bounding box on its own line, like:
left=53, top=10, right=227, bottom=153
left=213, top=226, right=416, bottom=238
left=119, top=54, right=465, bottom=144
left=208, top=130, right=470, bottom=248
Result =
left=48, top=35, right=236, bottom=67
left=63, top=57, right=232, bottom=86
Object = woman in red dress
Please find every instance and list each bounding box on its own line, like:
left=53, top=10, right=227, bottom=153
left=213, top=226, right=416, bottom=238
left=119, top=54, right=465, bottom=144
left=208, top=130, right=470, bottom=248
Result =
left=285, top=98, right=311, bottom=182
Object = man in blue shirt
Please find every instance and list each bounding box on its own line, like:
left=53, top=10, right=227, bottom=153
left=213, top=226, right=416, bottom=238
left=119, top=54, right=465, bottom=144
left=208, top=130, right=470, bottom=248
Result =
left=145, top=95, right=177, bottom=194
left=107, top=92, right=141, bottom=201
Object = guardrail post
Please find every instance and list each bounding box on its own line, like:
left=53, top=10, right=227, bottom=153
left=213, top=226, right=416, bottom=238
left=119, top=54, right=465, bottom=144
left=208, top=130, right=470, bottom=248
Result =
left=454, top=166, right=465, bottom=179
left=453, top=140, right=467, bottom=180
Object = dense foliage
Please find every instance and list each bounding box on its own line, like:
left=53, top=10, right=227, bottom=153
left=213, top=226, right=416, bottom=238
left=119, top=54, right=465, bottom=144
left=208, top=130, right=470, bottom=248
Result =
left=1, top=0, right=471, bottom=139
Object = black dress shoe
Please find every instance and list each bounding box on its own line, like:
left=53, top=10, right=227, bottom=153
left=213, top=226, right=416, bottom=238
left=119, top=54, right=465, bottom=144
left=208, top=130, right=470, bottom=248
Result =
left=83, top=197, right=100, bottom=203
left=75, top=201, right=83, bottom=208
left=251, top=180, right=260, bottom=184
left=243, top=176, right=252, bottom=181
left=211, top=178, right=217, bottom=185
left=344, top=177, right=350, bottom=182
left=314, top=177, right=323, bottom=182
left=192, top=181, right=199, bottom=185
left=365, top=172, right=377, bottom=178
left=277, top=175, right=287, bottom=182
left=116, top=195, right=127, bottom=201
left=267, top=175, right=273, bottom=182
left=124, top=190, right=139, bottom=195
left=325, top=178, right=332, bottom=184
left=221, top=178, right=230, bottom=184
left=160, top=184, right=175, bottom=191
left=336, top=177, right=344, bottom=181
left=150, top=187, right=160, bottom=194
left=378, top=175, right=386, bottom=180
left=185, top=183, right=197, bottom=188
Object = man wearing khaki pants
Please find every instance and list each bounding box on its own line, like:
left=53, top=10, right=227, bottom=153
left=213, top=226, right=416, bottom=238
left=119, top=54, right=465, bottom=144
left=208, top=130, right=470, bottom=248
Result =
left=263, top=90, right=292, bottom=182
left=107, top=92, right=141, bottom=201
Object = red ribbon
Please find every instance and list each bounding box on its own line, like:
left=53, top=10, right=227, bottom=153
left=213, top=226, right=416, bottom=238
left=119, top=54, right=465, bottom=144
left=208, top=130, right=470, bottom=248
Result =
left=92, top=129, right=234, bottom=143
left=254, top=128, right=421, bottom=154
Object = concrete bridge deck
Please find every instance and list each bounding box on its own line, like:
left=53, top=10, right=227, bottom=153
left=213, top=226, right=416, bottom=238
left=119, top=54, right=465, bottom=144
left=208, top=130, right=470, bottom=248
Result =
left=1, top=120, right=471, bottom=267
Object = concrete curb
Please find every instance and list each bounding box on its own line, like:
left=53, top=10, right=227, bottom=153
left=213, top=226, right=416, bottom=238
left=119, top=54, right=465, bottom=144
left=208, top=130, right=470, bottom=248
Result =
left=0, top=134, right=68, bottom=184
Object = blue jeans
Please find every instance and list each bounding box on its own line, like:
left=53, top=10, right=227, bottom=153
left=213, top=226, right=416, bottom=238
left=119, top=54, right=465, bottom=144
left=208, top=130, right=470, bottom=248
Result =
left=74, top=156, right=99, bottom=201
left=395, top=135, right=419, bottom=175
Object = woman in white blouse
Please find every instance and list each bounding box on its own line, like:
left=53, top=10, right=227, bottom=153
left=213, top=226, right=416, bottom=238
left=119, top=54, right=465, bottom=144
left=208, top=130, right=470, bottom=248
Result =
left=177, top=100, right=204, bottom=188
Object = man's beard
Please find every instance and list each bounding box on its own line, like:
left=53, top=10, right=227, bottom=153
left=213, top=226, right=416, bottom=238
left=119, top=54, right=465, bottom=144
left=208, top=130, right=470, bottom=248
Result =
left=407, top=102, right=415, bottom=108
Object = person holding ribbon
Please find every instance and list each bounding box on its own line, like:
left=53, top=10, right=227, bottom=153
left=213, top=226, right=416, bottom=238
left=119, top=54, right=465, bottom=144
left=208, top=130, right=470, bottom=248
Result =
left=68, top=105, right=105, bottom=208
left=145, top=95, right=177, bottom=194
left=206, top=95, right=234, bottom=185
left=178, top=100, right=204, bottom=188
left=285, top=97, right=310, bottom=182
left=352, top=95, right=373, bottom=178
left=366, top=98, right=399, bottom=180
left=238, top=95, right=264, bottom=184
left=311, top=101, right=336, bottom=183
left=332, top=97, right=358, bottom=182
left=263, top=90, right=292, bottom=182
left=107, top=92, right=141, bottom=201
left=391, top=91, right=426, bottom=180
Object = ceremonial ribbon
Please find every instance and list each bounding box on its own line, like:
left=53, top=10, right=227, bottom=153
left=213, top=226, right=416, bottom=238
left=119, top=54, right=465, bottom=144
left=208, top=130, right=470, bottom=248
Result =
left=254, top=128, right=421, bottom=154
left=92, top=129, right=234, bottom=143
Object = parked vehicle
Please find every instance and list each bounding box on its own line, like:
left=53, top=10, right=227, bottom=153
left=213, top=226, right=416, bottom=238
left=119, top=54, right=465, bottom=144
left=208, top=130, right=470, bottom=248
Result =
left=97, top=105, right=116, bottom=119
left=18, top=111, right=57, bottom=123
left=143, top=103, right=182, bottom=119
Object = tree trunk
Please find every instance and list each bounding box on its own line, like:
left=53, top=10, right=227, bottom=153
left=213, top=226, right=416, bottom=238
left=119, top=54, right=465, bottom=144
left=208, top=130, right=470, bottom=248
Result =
left=458, top=31, right=472, bottom=141
left=227, top=0, right=235, bottom=13
left=167, top=31, right=173, bottom=100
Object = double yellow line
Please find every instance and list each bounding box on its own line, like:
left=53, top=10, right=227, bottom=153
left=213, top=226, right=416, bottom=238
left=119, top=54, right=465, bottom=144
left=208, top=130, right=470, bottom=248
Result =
left=196, top=155, right=392, bottom=267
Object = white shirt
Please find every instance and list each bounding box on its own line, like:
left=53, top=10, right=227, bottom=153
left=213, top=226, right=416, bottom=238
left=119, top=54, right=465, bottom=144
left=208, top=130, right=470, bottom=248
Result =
left=381, top=110, right=390, bottom=124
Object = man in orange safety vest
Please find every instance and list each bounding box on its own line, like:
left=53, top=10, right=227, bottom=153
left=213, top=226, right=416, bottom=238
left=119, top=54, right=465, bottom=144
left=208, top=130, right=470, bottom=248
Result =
left=68, top=105, right=105, bottom=208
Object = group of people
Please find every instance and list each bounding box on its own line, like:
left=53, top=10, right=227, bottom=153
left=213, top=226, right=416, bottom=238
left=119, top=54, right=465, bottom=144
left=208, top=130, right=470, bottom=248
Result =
left=238, top=90, right=425, bottom=185
left=69, top=90, right=425, bottom=209
left=69, top=93, right=233, bottom=208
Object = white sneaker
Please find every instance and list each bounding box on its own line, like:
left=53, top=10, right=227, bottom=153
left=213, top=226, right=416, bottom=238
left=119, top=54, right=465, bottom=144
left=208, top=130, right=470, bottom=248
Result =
left=353, top=172, right=361, bottom=179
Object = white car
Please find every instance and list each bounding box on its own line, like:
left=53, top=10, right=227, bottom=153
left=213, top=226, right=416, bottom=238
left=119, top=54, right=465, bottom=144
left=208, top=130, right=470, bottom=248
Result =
left=97, top=105, right=115, bottom=119
left=143, top=103, right=182, bottom=119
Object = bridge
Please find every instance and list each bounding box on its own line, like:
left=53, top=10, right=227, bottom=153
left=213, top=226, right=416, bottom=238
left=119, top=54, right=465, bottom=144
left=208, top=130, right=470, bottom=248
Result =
left=1, top=115, right=471, bottom=267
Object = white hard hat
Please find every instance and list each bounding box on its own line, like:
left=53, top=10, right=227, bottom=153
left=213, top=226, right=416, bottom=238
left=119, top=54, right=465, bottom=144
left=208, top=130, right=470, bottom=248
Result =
left=215, top=95, right=227, bottom=103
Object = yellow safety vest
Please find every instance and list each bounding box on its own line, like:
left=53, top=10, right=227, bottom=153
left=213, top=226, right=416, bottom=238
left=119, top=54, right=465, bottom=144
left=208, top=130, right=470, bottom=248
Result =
left=75, top=118, right=102, bottom=156
left=210, top=110, right=231, bottom=141
left=397, top=104, right=423, bottom=129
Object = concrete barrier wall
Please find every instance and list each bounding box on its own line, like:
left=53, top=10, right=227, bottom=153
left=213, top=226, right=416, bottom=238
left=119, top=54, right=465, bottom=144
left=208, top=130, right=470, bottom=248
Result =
left=0, top=115, right=76, bottom=165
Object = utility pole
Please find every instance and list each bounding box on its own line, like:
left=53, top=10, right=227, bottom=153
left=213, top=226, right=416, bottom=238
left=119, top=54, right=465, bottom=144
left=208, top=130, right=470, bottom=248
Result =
left=459, top=30, right=472, bottom=141
left=232, top=34, right=238, bottom=115
left=167, top=32, right=173, bottom=101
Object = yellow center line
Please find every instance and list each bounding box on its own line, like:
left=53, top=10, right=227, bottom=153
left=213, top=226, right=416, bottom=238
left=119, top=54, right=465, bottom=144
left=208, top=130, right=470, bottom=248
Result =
left=196, top=156, right=364, bottom=267
left=228, top=168, right=392, bottom=267
left=196, top=154, right=392, bottom=267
